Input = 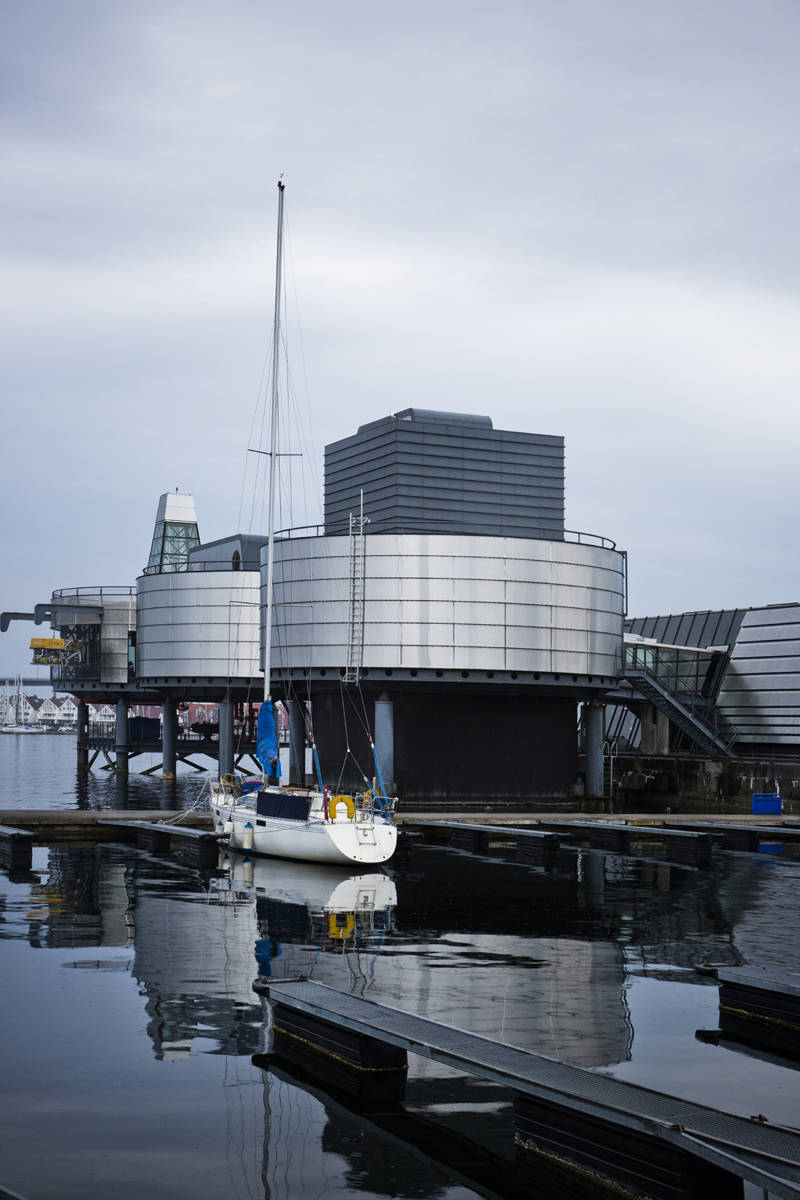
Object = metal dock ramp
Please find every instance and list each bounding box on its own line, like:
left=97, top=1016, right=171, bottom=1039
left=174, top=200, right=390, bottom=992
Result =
left=265, top=979, right=800, bottom=1199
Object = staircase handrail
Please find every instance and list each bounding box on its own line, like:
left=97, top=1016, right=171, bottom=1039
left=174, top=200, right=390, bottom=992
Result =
left=623, top=665, right=739, bottom=753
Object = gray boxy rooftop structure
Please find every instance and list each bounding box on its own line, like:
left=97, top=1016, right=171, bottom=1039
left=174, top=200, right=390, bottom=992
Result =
left=324, top=409, right=565, bottom=539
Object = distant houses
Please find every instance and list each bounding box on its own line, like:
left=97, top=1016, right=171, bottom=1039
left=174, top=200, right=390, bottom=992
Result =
left=2, top=694, right=110, bottom=729
left=1, top=693, right=281, bottom=734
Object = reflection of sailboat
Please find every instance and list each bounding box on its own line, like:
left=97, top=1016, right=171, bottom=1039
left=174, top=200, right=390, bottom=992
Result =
left=217, top=852, right=397, bottom=912
left=210, top=181, right=396, bottom=866
left=211, top=852, right=397, bottom=989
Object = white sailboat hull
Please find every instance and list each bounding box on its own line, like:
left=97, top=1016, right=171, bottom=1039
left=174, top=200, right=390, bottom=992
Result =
left=211, top=795, right=397, bottom=867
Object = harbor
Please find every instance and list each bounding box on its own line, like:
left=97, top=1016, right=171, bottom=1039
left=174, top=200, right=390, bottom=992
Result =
left=4, top=206, right=800, bottom=1196
left=5, top=6, right=800, bottom=1195
left=2, top=735, right=800, bottom=1199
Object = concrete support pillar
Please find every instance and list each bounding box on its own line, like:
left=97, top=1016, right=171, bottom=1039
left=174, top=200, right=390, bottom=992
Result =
left=162, top=698, right=177, bottom=781
left=77, top=699, right=90, bottom=770
left=115, top=769, right=130, bottom=809
left=219, top=700, right=234, bottom=780
left=288, top=699, right=307, bottom=786
left=115, top=698, right=129, bottom=775
left=640, top=703, right=670, bottom=755
left=374, top=693, right=395, bottom=793
left=583, top=701, right=604, bottom=799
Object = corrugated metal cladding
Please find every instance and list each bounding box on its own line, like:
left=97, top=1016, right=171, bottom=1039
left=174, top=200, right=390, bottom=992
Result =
left=717, top=604, right=800, bottom=745
left=135, top=572, right=261, bottom=680
left=324, top=409, right=565, bottom=540
left=269, top=533, right=624, bottom=678
left=625, top=609, right=746, bottom=648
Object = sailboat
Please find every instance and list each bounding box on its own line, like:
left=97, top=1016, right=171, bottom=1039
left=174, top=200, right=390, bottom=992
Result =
left=209, top=182, right=397, bottom=867
left=1, top=676, right=45, bottom=734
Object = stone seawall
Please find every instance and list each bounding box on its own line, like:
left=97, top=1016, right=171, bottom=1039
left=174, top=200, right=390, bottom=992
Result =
left=601, top=755, right=800, bottom=814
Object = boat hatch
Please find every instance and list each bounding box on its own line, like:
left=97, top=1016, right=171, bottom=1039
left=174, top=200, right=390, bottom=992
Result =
left=256, top=792, right=312, bottom=822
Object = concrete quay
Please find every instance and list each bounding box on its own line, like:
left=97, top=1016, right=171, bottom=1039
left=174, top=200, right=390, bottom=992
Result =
left=1, top=808, right=798, bottom=841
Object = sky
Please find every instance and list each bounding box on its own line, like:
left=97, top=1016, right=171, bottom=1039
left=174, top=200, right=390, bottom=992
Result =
left=3, top=0, right=800, bottom=676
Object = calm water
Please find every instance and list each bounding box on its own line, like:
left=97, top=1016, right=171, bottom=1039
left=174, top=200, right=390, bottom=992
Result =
left=1, top=736, right=800, bottom=1199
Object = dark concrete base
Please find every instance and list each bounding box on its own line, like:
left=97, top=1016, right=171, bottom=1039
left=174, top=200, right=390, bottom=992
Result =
left=609, top=755, right=800, bottom=814
left=312, top=688, right=578, bottom=805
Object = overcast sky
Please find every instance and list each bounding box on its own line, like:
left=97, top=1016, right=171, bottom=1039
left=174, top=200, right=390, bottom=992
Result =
left=3, top=0, right=800, bottom=677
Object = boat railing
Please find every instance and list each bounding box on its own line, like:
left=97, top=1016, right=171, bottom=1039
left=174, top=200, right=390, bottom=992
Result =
left=354, top=790, right=396, bottom=822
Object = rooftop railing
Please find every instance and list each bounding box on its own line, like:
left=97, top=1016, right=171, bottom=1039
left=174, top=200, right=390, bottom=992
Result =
left=52, top=587, right=136, bottom=598
left=272, top=521, right=618, bottom=550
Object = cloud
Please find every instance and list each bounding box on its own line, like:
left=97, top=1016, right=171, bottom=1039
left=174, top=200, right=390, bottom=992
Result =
left=2, top=0, right=800, bottom=674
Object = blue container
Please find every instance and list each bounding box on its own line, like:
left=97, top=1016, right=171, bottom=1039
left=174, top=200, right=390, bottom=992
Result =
left=752, top=793, right=782, bottom=815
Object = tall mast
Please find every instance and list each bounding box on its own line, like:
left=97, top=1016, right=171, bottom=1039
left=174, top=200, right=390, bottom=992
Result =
left=263, top=180, right=285, bottom=704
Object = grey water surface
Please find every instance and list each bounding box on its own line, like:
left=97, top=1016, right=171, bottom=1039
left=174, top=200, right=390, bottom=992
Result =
left=1, top=735, right=799, bottom=1199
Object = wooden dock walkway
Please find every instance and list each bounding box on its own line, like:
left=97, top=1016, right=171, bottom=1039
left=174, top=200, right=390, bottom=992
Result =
left=263, top=980, right=800, bottom=1199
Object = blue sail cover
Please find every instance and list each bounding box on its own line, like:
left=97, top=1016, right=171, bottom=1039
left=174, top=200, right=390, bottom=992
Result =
left=257, top=701, right=281, bottom=778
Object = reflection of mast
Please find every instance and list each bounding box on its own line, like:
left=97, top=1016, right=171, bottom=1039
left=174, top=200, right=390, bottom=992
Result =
left=260, top=1072, right=272, bottom=1200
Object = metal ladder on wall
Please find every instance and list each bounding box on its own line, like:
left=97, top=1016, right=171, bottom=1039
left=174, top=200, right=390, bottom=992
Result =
left=344, top=497, right=368, bottom=683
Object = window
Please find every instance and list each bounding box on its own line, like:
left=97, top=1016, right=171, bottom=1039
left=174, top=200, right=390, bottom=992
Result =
left=144, top=520, right=200, bottom=574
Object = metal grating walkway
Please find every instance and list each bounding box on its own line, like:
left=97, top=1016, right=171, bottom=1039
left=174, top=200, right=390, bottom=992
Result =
left=266, top=980, right=800, bottom=1198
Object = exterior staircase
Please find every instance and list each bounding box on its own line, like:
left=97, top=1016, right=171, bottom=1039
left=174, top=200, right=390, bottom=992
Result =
left=623, top=667, right=738, bottom=757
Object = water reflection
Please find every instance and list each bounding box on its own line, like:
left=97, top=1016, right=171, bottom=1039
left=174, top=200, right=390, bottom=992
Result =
left=211, top=852, right=397, bottom=987
left=128, top=852, right=397, bottom=1062
left=2, top=824, right=800, bottom=1198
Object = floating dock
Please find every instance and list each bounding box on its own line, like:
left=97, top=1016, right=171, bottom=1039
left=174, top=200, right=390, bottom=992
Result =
left=410, top=820, right=562, bottom=866
left=407, top=817, right=714, bottom=868
left=0, top=811, right=218, bottom=868
left=533, top=820, right=713, bottom=866
left=668, top=821, right=800, bottom=852
left=0, top=810, right=212, bottom=839
left=260, top=979, right=800, bottom=1200
left=97, top=818, right=222, bottom=867
left=716, top=967, right=800, bottom=1060
left=0, top=825, right=35, bottom=872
